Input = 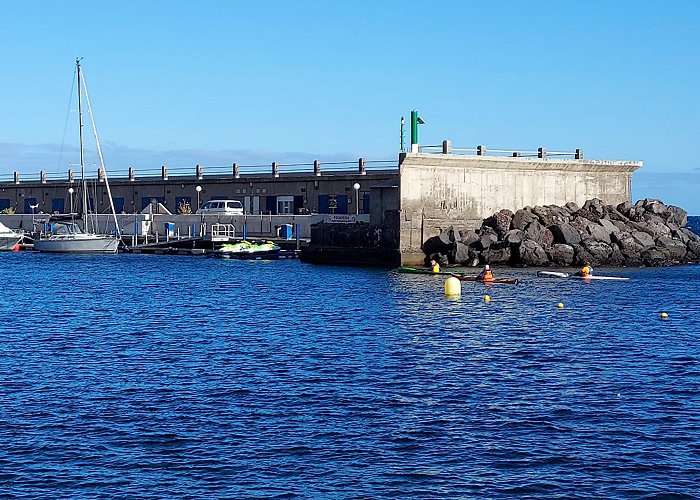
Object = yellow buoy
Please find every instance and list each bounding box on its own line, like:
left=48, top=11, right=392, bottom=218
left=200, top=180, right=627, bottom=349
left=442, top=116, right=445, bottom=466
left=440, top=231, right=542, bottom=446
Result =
left=557, top=302, right=565, bottom=309
left=484, top=294, right=491, bottom=302
left=660, top=312, right=668, bottom=319
left=444, top=276, right=461, bottom=296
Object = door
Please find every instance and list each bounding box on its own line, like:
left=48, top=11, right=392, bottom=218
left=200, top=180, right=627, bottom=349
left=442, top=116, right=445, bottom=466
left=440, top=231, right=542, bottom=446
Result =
left=336, top=195, right=348, bottom=214
left=265, top=196, right=276, bottom=215
left=51, top=198, right=65, bottom=214
left=277, top=196, right=294, bottom=215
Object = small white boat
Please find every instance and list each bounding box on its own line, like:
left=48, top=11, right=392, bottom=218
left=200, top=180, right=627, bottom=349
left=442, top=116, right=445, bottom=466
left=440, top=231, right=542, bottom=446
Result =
left=0, top=221, right=22, bottom=251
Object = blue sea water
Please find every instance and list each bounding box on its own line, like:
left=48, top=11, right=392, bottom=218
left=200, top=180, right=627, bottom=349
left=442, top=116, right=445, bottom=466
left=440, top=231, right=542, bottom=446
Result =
left=1, top=253, right=699, bottom=499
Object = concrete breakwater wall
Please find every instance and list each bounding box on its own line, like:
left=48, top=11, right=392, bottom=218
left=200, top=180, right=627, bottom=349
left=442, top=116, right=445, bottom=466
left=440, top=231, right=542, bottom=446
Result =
left=398, top=153, right=642, bottom=265
left=421, top=198, right=699, bottom=268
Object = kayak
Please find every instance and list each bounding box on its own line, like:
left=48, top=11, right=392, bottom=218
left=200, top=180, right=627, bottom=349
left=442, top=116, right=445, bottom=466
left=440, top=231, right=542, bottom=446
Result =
left=452, top=274, right=518, bottom=285
left=537, top=271, right=630, bottom=281
left=397, top=266, right=456, bottom=276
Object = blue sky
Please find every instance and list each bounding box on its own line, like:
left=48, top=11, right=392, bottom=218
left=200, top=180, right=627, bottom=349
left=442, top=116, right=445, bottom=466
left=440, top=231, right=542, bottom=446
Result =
left=1, top=1, right=699, bottom=212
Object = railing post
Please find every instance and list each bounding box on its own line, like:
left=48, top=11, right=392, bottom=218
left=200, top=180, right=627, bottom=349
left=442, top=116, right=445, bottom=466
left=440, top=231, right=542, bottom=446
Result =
left=442, top=140, right=452, bottom=154
left=196, top=164, right=203, bottom=179
left=68, top=169, right=74, bottom=183
left=512, top=152, right=521, bottom=157
left=233, top=162, right=240, bottom=178
left=129, top=166, right=135, bottom=181
left=358, top=157, right=366, bottom=175
left=14, top=172, right=19, bottom=184
left=161, top=165, right=168, bottom=180
left=272, top=161, right=279, bottom=178
left=314, top=159, right=321, bottom=176
left=477, top=145, right=486, bottom=156
left=575, top=148, right=584, bottom=160
left=98, top=167, right=105, bottom=182
left=538, top=147, right=546, bottom=159
left=40, top=170, right=47, bottom=184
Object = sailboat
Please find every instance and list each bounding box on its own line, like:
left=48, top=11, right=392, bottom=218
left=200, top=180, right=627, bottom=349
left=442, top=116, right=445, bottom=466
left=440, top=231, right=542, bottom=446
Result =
left=35, top=59, right=121, bottom=254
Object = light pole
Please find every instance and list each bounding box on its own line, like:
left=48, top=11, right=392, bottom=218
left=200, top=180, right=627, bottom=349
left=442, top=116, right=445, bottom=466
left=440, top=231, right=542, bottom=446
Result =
left=195, top=185, right=202, bottom=210
left=30, top=203, right=39, bottom=229
left=68, top=187, right=74, bottom=213
left=353, top=183, right=360, bottom=215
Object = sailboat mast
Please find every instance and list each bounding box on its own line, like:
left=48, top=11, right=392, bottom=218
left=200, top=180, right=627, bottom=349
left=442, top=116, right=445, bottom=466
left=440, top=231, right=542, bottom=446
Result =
left=77, top=58, right=88, bottom=230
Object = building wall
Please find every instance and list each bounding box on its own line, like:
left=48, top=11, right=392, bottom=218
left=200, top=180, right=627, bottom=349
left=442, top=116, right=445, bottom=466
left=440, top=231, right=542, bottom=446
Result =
left=398, top=153, right=642, bottom=265
left=0, top=172, right=397, bottom=216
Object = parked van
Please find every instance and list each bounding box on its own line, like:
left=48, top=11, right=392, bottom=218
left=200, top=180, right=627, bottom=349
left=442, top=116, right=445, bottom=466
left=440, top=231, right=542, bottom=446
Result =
left=196, top=199, right=244, bottom=215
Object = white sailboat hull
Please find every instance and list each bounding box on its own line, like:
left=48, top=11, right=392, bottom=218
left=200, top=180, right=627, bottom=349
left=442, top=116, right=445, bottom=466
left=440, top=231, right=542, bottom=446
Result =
left=0, top=235, right=22, bottom=251
left=34, top=234, right=119, bottom=254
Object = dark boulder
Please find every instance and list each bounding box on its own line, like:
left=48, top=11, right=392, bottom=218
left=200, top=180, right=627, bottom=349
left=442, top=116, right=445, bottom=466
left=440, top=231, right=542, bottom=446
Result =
left=453, top=241, right=471, bottom=265
left=654, top=236, right=687, bottom=260
left=564, top=201, right=580, bottom=214
left=532, top=205, right=562, bottom=227
left=458, top=229, right=479, bottom=247
left=666, top=205, right=688, bottom=227
left=515, top=240, right=549, bottom=266
left=582, top=198, right=606, bottom=218
left=503, top=229, right=524, bottom=245
left=585, top=222, right=612, bottom=245
left=546, top=243, right=575, bottom=266
left=474, top=226, right=499, bottom=251
left=523, top=220, right=554, bottom=246
left=549, top=223, right=582, bottom=246
left=686, top=241, right=700, bottom=260
left=482, top=209, right=514, bottom=237
left=511, top=209, right=537, bottom=230
left=483, top=242, right=512, bottom=265
left=612, top=232, right=645, bottom=260
left=579, top=239, right=615, bottom=266
left=422, top=228, right=455, bottom=256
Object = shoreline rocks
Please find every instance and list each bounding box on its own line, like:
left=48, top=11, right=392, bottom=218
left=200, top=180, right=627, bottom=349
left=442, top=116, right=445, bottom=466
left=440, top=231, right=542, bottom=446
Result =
left=422, top=198, right=700, bottom=268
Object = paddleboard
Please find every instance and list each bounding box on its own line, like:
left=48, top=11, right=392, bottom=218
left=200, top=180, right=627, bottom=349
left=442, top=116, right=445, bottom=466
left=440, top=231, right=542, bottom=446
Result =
left=537, top=271, right=570, bottom=278
left=569, top=275, right=630, bottom=281
left=537, top=270, right=629, bottom=281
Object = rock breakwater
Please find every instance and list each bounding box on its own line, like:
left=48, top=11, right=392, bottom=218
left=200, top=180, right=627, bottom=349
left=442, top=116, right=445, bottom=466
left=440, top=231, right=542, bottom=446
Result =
left=422, top=198, right=700, bottom=268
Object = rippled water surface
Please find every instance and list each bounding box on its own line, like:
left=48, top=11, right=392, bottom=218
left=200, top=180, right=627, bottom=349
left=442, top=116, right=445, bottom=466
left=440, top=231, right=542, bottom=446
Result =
left=1, top=253, right=698, bottom=499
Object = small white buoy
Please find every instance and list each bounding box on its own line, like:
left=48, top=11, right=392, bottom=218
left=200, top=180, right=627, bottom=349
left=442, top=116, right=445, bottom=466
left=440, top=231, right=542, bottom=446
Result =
left=557, top=302, right=565, bottom=309
left=660, top=312, right=668, bottom=320
left=444, top=276, right=461, bottom=297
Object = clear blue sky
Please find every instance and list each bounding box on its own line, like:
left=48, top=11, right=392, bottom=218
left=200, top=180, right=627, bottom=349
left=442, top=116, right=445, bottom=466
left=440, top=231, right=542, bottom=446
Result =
left=1, top=1, right=699, bottom=213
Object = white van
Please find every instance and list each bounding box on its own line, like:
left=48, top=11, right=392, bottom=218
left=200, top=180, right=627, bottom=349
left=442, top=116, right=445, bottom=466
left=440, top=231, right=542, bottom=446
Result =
left=196, top=199, right=244, bottom=215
